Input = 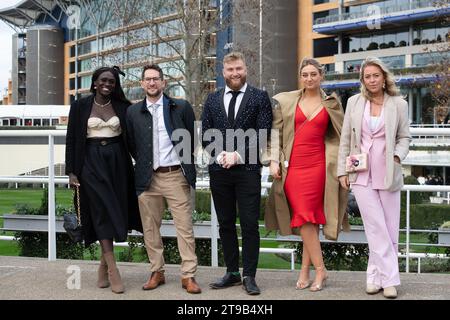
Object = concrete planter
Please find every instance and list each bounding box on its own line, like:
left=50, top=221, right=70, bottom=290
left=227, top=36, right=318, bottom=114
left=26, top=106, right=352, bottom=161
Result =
left=438, top=228, right=450, bottom=245
left=160, top=220, right=213, bottom=239
left=276, top=225, right=368, bottom=244
left=3, top=214, right=65, bottom=232
left=2, top=215, right=215, bottom=238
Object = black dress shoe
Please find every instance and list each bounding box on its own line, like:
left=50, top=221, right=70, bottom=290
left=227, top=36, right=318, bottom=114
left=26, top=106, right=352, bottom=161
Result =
left=209, top=273, right=242, bottom=289
left=243, top=276, right=260, bottom=295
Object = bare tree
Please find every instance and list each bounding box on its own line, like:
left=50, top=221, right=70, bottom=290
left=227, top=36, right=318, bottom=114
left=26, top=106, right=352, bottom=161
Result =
left=58, top=0, right=274, bottom=116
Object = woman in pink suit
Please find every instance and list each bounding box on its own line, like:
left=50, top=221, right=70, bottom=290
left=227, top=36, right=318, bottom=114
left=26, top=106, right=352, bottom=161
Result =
left=337, top=57, right=411, bottom=299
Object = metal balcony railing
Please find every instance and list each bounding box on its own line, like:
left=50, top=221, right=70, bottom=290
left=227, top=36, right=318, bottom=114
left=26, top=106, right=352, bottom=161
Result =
left=314, top=0, right=441, bottom=25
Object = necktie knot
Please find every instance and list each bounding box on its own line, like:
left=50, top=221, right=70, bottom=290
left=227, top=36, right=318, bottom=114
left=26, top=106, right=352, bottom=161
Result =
left=151, top=103, right=159, bottom=113
left=230, top=91, right=240, bottom=98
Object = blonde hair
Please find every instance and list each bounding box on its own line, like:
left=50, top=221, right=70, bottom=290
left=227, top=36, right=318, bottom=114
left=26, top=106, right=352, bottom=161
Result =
left=223, top=51, right=246, bottom=65
left=299, top=57, right=325, bottom=75
left=359, top=56, right=400, bottom=100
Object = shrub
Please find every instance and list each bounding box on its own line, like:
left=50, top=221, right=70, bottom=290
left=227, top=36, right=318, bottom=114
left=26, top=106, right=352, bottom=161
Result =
left=400, top=204, right=450, bottom=229
left=13, top=188, right=86, bottom=259
left=162, top=238, right=225, bottom=266
left=290, top=242, right=369, bottom=271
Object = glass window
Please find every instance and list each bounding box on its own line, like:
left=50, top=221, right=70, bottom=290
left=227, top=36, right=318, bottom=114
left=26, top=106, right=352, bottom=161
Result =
left=380, top=55, right=404, bottom=69
left=313, top=37, right=338, bottom=58
left=80, top=58, right=97, bottom=73
left=414, top=23, right=450, bottom=45
left=128, top=27, right=152, bottom=45
left=80, top=76, right=91, bottom=89
left=102, top=35, right=122, bottom=51
left=158, top=39, right=185, bottom=58
left=160, top=60, right=185, bottom=79
left=125, top=67, right=144, bottom=82
left=166, top=83, right=185, bottom=98
left=413, top=52, right=450, bottom=67
left=344, top=60, right=364, bottom=73
left=158, top=19, right=182, bottom=38
left=313, top=9, right=338, bottom=22
left=323, top=63, right=335, bottom=73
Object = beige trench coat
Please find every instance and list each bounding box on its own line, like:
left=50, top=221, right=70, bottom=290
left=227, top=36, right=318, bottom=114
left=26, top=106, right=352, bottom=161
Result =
left=263, top=89, right=350, bottom=241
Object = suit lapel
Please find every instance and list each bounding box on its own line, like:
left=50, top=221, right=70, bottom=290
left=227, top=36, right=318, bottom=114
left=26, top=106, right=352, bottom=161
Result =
left=234, top=86, right=251, bottom=127
left=80, top=95, right=94, bottom=135
left=353, top=94, right=365, bottom=142
left=384, top=94, right=396, bottom=149
left=219, top=88, right=227, bottom=123
left=282, top=91, right=300, bottom=163
left=163, top=95, right=174, bottom=137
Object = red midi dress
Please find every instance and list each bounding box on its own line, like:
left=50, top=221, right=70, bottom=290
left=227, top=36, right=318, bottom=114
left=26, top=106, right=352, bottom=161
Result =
left=284, top=105, right=329, bottom=228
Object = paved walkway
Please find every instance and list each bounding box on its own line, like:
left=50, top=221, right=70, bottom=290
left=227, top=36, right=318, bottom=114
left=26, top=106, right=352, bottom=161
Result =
left=0, top=256, right=449, bottom=300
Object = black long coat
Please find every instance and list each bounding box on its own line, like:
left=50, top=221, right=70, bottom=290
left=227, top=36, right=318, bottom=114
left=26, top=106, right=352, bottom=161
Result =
left=65, top=94, right=142, bottom=246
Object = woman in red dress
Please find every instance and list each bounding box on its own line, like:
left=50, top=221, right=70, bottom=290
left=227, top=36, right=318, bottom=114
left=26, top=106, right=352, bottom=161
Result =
left=265, top=58, right=348, bottom=292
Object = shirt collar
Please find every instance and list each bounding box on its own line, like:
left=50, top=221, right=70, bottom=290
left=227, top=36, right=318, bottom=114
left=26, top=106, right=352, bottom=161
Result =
left=225, top=83, right=247, bottom=95
left=146, top=95, right=164, bottom=108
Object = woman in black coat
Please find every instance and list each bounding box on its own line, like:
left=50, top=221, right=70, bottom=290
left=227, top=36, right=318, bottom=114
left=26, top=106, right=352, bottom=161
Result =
left=65, top=66, right=142, bottom=294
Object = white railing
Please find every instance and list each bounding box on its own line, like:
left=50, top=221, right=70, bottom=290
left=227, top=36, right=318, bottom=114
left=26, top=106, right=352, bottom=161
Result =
left=1, top=128, right=450, bottom=272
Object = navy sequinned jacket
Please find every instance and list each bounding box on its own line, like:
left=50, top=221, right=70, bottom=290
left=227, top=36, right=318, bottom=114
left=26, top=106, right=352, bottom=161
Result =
left=201, top=85, right=272, bottom=172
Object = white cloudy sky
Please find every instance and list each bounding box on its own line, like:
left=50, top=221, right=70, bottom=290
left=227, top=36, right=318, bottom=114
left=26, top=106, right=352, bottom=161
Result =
left=0, top=0, right=24, bottom=94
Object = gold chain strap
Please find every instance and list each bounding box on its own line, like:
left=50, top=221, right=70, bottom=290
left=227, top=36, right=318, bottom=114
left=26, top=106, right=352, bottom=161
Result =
left=74, top=185, right=82, bottom=227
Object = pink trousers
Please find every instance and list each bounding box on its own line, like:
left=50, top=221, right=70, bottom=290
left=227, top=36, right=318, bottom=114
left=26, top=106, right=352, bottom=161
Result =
left=352, top=182, right=401, bottom=288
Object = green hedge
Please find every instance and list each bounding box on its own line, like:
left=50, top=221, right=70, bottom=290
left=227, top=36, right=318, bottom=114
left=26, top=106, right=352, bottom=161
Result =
left=401, top=204, right=450, bottom=229
left=291, top=242, right=369, bottom=271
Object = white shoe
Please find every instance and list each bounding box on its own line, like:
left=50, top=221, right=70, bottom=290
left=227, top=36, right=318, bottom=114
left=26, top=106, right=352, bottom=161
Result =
left=383, top=286, right=398, bottom=299
left=366, top=283, right=381, bottom=294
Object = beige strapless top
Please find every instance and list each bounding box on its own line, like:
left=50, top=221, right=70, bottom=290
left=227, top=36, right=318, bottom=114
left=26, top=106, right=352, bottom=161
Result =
left=87, top=116, right=122, bottom=138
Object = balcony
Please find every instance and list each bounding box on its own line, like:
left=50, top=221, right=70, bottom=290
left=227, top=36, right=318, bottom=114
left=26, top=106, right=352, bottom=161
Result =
left=313, top=0, right=449, bottom=35
left=322, top=65, right=441, bottom=90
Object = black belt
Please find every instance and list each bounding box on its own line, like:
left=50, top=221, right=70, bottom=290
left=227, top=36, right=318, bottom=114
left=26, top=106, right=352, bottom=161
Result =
left=153, top=165, right=181, bottom=173
left=86, top=136, right=121, bottom=146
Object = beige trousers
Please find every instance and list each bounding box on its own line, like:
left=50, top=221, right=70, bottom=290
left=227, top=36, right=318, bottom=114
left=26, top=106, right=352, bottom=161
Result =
left=138, top=169, right=197, bottom=278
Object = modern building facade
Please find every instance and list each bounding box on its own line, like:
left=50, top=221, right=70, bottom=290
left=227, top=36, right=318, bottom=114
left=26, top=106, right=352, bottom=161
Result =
left=0, top=0, right=298, bottom=114
left=304, top=0, right=450, bottom=182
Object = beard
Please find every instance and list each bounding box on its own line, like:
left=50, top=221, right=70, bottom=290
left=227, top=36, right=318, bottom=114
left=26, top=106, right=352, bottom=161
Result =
left=146, top=88, right=162, bottom=98
left=225, top=75, right=246, bottom=91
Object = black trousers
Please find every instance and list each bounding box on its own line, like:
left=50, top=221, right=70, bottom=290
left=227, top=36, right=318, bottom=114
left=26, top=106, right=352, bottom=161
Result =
left=209, top=167, right=261, bottom=277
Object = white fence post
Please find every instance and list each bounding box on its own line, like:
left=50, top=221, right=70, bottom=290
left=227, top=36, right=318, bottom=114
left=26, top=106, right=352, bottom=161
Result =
left=48, top=134, right=56, bottom=261
left=210, top=195, right=219, bottom=267
left=406, top=190, right=410, bottom=273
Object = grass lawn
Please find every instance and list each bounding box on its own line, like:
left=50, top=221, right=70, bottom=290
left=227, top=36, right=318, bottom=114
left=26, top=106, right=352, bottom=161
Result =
left=0, top=188, right=73, bottom=215
left=0, top=238, right=20, bottom=256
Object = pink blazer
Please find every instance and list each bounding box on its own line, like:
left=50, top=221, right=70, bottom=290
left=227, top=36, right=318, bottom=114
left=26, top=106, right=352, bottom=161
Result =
left=353, top=101, right=387, bottom=189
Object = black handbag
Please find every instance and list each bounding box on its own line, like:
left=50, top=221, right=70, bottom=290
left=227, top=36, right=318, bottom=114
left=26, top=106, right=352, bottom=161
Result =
left=63, top=185, right=84, bottom=243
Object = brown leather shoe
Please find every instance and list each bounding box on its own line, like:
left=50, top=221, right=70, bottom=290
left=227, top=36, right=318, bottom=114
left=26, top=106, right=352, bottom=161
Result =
left=181, top=277, right=202, bottom=294
left=142, top=271, right=165, bottom=290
